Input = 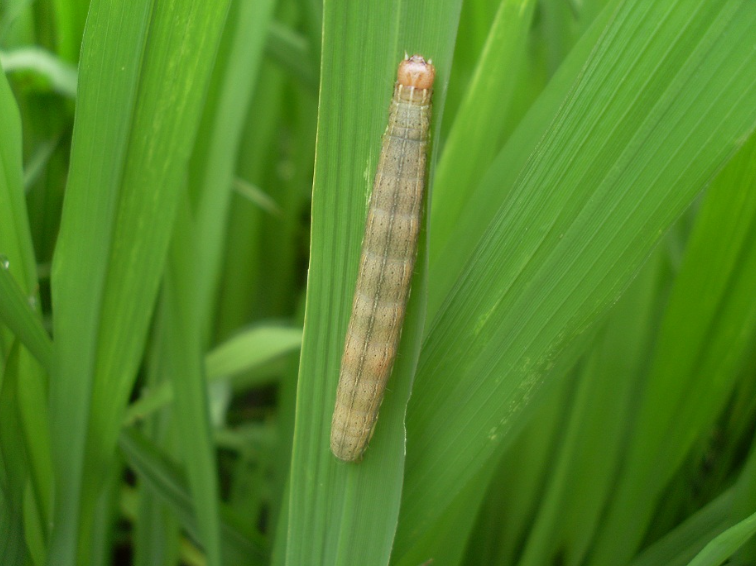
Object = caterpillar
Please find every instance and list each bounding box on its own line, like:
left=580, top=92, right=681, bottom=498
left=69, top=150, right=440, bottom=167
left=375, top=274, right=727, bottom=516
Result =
left=330, top=54, right=435, bottom=462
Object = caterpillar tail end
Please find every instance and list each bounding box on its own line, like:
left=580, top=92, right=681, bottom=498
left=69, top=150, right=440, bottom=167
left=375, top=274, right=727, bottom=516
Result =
left=330, top=427, right=367, bottom=463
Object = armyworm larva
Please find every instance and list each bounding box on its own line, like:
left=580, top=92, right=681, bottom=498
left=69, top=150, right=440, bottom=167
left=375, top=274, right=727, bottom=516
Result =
left=330, top=54, right=435, bottom=462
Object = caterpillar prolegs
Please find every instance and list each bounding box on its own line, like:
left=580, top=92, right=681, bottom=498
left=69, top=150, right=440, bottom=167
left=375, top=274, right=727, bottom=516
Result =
left=330, top=55, right=435, bottom=463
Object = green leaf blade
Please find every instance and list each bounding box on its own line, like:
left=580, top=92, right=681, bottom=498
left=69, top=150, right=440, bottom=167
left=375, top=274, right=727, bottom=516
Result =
left=287, top=0, right=463, bottom=564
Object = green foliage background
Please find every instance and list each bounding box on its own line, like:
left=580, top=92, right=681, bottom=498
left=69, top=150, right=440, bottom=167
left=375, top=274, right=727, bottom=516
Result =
left=1, top=0, right=756, bottom=565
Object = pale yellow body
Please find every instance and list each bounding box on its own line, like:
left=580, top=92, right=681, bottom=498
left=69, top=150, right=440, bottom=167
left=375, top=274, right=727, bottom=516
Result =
left=331, top=57, right=434, bottom=462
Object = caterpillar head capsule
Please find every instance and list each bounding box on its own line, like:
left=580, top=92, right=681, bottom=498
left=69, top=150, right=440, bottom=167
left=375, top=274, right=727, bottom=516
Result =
left=397, top=55, right=435, bottom=90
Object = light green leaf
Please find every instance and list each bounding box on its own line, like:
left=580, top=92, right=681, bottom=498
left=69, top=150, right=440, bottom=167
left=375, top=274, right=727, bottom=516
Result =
left=0, top=59, right=37, bottom=304
left=0, top=345, right=29, bottom=566
left=124, top=324, right=301, bottom=426
left=431, top=0, right=537, bottom=253
left=686, top=512, right=756, bottom=566
left=0, top=57, right=53, bottom=556
left=265, top=21, right=317, bottom=93
left=0, top=265, right=51, bottom=369
left=206, top=325, right=302, bottom=380
left=162, top=198, right=224, bottom=565
left=631, top=488, right=734, bottom=566
left=288, top=0, right=463, bottom=564
left=189, top=0, right=276, bottom=333
left=0, top=48, right=78, bottom=97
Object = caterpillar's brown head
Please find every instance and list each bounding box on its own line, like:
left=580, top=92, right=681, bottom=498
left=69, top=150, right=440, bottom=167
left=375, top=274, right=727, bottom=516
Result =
left=397, top=55, right=435, bottom=90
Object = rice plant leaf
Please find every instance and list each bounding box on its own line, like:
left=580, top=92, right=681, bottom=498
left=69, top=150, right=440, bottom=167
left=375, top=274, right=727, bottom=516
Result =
left=394, top=457, right=500, bottom=566
left=48, top=2, right=156, bottom=558
left=124, top=324, right=301, bottom=425
left=132, top=484, right=180, bottom=566
left=130, top=307, right=182, bottom=566
left=686, top=512, right=756, bottom=566
left=162, top=198, right=224, bottom=565
left=0, top=48, right=78, bottom=97
left=426, top=0, right=616, bottom=317
left=0, top=58, right=53, bottom=552
left=394, top=0, right=756, bottom=556
left=430, top=0, right=537, bottom=253
left=48, top=0, right=231, bottom=562
left=206, top=325, right=302, bottom=379
left=265, top=21, right=317, bottom=93
left=287, top=0, right=463, bottom=563
left=189, top=0, right=276, bottom=332
left=23, top=136, right=63, bottom=190
left=630, top=488, right=734, bottom=566
left=232, top=178, right=282, bottom=216
left=0, top=266, right=52, bottom=369
left=727, top=431, right=756, bottom=563
left=0, top=60, right=37, bottom=303
left=51, top=0, right=88, bottom=62
left=0, top=68, right=51, bottom=368
left=0, top=344, right=28, bottom=566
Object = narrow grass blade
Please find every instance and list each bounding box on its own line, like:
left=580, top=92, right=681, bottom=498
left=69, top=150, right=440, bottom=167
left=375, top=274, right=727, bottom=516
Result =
left=0, top=59, right=38, bottom=302
left=686, top=512, right=756, bottom=566
left=23, top=136, right=63, bottom=190
left=162, top=198, right=224, bottom=565
left=0, top=267, right=52, bottom=369
left=395, top=457, right=501, bottom=566
left=0, top=345, right=29, bottom=566
left=0, top=48, right=77, bottom=97
left=206, top=325, right=302, bottom=379
left=90, top=460, right=121, bottom=566
left=265, top=22, right=318, bottom=94
left=189, top=0, right=275, bottom=333
left=212, top=59, right=293, bottom=338
left=0, top=57, right=53, bottom=557
left=728, top=432, right=756, bottom=563
left=133, top=487, right=180, bottom=566
left=431, top=0, right=537, bottom=253
left=51, top=0, right=88, bottom=62
left=131, top=304, right=183, bottom=566
left=630, top=488, right=735, bottom=566
left=287, top=0, right=463, bottom=563
left=124, top=324, right=301, bottom=425
left=232, top=178, right=282, bottom=216
left=461, top=383, right=571, bottom=566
